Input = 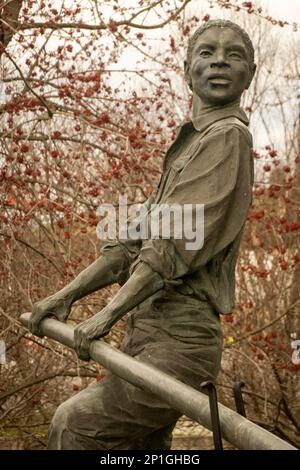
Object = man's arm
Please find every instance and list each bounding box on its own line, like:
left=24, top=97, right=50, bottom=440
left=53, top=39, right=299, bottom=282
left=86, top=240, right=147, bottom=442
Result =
left=28, top=245, right=133, bottom=336
left=73, top=125, right=253, bottom=360
left=136, top=125, right=253, bottom=279
left=74, top=262, right=164, bottom=360
left=28, top=190, right=159, bottom=337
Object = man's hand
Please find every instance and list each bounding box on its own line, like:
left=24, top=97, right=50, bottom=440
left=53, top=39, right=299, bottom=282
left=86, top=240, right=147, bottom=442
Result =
left=74, top=309, right=112, bottom=361
left=27, top=250, right=128, bottom=339
left=74, top=262, right=164, bottom=361
left=28, top=295, right=72, bottom=337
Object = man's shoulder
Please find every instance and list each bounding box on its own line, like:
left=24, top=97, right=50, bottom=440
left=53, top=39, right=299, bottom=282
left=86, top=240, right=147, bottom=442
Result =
left=201, top=117, right=252, bottom=146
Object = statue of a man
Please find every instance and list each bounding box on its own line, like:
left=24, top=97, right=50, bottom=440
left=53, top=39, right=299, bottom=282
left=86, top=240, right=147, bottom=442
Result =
left=28, top=19, right=256, bottom=450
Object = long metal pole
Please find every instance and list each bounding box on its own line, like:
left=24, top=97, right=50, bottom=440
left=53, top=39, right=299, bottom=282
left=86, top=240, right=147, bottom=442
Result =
left=20, top=312, right=297, bottom=451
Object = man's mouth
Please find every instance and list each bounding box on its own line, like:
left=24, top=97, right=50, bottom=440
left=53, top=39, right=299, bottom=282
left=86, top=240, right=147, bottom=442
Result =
left=208, top=75, right=232, bottom=85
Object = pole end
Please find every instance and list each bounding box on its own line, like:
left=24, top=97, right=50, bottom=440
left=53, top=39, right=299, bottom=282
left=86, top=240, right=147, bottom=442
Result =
left=20, top=312, right=32, bottom=327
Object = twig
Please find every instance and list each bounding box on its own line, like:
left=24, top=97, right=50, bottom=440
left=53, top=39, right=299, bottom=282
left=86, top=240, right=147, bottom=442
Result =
left=2, top=49, right=53, bottom=118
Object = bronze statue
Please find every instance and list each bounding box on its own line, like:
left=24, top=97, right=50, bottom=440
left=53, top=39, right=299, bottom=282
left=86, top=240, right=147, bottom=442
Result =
left=28, top=19, right=256, bottom=450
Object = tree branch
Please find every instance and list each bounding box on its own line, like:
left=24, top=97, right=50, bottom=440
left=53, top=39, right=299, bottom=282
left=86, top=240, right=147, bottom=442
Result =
left=0, top=0, right=24, bottom=56
left=0, top=231, right=64, bottom=274
left=17, top=0, right=192, bottom=32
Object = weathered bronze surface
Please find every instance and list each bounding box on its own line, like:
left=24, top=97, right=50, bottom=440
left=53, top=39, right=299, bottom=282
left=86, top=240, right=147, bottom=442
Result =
left=27, top=20, right=256, bottom=450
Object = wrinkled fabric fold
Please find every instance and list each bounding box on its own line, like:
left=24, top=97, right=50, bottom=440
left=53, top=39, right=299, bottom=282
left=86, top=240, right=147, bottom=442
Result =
left=101, top=104, right=253, bottom=314
left=48, top=288, right=223, bottom=450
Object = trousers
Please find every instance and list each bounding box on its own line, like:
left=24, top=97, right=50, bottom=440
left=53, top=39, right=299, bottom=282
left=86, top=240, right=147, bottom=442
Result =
left=48, top=287, right=223, bottom=450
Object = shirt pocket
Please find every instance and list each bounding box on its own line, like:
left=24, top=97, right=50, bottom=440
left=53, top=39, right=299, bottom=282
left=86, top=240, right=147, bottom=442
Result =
left=162, top=139, right=203, bottom=201
left=170, top=139, right=202, bottom=174
left=171, top=154, right=189, bottom=172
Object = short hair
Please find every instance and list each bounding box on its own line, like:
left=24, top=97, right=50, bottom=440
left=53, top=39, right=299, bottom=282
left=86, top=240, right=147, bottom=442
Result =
left=186, top=19, right=255, bottom=70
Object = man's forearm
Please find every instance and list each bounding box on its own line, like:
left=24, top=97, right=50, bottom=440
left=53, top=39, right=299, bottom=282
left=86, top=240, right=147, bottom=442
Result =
left=78, top=262, right=164, bottom=338
left=52, top=246, right=130, bottom=304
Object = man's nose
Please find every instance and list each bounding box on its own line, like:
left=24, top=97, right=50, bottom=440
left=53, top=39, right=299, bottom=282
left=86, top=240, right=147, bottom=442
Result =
left=211, top=50, right=229, bottom=67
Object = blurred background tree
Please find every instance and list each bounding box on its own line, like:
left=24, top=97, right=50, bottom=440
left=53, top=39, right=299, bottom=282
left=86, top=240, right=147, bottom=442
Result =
left=0, top=0, right=299, bottom=449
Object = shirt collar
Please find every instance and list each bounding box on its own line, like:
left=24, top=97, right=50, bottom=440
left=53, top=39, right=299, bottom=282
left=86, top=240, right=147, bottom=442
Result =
left=190, top=94, right=249, bottom=134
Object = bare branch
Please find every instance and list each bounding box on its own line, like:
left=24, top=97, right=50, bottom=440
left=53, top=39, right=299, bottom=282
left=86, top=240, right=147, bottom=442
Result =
left=0, top=0, right=24, bottom=56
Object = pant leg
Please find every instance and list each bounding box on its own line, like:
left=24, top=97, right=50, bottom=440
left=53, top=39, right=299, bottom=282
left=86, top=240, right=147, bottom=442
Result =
left=48, top=289, right=223, bottom=450
left=48, top=371, right=181, bottom=450
left=135, top=422, right=177, bottom=451
left=122, top=288, right=223, bottom=391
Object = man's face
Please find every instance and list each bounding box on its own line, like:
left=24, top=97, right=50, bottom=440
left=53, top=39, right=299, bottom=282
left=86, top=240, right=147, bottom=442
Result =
left=187, top=27, right=254, bottom=106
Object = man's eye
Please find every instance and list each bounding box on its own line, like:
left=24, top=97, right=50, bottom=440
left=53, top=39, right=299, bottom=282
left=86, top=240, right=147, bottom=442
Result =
left=228, top=51, right=242, bottom=59
left=199, top=50, right=212, bottom=57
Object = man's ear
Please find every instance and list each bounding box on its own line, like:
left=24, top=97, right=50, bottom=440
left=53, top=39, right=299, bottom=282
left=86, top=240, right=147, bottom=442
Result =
left=246, top=63, right=257, bottom=89
left=184, top=60, right=193, bottom=91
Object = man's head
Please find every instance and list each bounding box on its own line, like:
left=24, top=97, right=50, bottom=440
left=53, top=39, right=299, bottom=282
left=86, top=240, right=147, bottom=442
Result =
left=184, top=19, right=256, bottom=107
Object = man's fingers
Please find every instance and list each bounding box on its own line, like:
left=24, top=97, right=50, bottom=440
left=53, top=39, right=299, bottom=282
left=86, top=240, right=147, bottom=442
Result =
left=74, top=329, right=91, bottom=361
left=77, top=348, right=90, bottom=361
left=78, top=337, right=91, bottom=361
left=28, top=314, right=44, bottom=337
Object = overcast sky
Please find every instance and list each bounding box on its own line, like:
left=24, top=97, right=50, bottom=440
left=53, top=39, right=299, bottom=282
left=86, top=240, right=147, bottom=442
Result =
left=259, top=0, right=300, bottom=23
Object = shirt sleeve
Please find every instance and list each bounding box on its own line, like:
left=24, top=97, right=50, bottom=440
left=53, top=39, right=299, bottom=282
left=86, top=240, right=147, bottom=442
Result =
left=99, top=189, right=159, bottom=284
left=130, top=125, right=253, bottom=280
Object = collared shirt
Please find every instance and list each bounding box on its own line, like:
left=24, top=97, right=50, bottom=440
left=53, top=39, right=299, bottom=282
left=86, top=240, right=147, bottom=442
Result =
left=102, top=103, right=254, bottom=314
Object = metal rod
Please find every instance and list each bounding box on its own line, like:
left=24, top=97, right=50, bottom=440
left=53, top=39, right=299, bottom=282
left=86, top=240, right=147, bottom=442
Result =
left=233, top=381, right=247, bottom=418
left=20, top=312, right=297, bottom=451
left=201, top=381, right=223, bottom=450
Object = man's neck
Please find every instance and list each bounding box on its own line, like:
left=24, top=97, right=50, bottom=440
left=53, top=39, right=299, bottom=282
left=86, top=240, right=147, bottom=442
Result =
left=192, top=94, right=241, bottom=118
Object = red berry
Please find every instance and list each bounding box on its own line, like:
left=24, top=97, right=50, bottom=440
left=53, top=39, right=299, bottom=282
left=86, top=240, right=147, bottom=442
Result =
left=263, top=164, right=271, bottom=172
left=21, top=144, right=30, bottom=153
left=51, top=150, right=59, bottom=158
